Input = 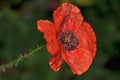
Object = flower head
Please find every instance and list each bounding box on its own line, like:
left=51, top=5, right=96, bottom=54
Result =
left=37, top=3, right=96, bottom=75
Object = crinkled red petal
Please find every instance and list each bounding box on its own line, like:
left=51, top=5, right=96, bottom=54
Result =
left=49, top=51, right=63, bottom=72
left=62, top=48, right=93, bottom=75
left=53, top=3, right=83, bottom=32
left=37, top=20, right=58, bottom=55
left=77, top=22, right=96, bottom=57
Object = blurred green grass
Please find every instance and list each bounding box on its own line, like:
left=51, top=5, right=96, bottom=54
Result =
left=0, top=0, right=120, bottom=80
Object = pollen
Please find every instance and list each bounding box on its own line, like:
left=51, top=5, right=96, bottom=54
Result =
left=58, top=30, right=79, bottom=50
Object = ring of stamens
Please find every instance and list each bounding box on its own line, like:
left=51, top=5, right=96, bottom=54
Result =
left=58, top=30, right=79, bottom=50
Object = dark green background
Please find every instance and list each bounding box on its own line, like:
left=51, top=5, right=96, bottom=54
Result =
left=0, top=0, right=120, bottom=80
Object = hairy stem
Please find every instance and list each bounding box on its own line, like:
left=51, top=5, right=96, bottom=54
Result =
left=0, top=45, right=45, bottom=72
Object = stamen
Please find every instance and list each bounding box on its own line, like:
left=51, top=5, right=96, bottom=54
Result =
left=58, top=30, right=78, bottom=50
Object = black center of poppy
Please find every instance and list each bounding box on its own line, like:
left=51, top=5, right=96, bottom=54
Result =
left=58, top=30, right=78, bottom=50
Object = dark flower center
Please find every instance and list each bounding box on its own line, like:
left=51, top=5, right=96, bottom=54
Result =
left=58, top=30, right=79, bottom=50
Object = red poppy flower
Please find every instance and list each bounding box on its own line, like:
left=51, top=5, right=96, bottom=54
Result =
left=37, top=3, right=96, bottom=75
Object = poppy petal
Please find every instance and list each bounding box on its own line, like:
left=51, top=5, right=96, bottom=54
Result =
left=62, top=48, right=93, bottom=75
left=37, top=20, right=58, bottom=55
left=77, top=22, right=96, bottom=57
left=49, top=52, right=63, bottom=72
left=53, top=3, right=83, bottom=32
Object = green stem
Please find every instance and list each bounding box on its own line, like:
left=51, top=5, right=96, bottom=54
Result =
left=0, top=45, right=45, bottom=72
